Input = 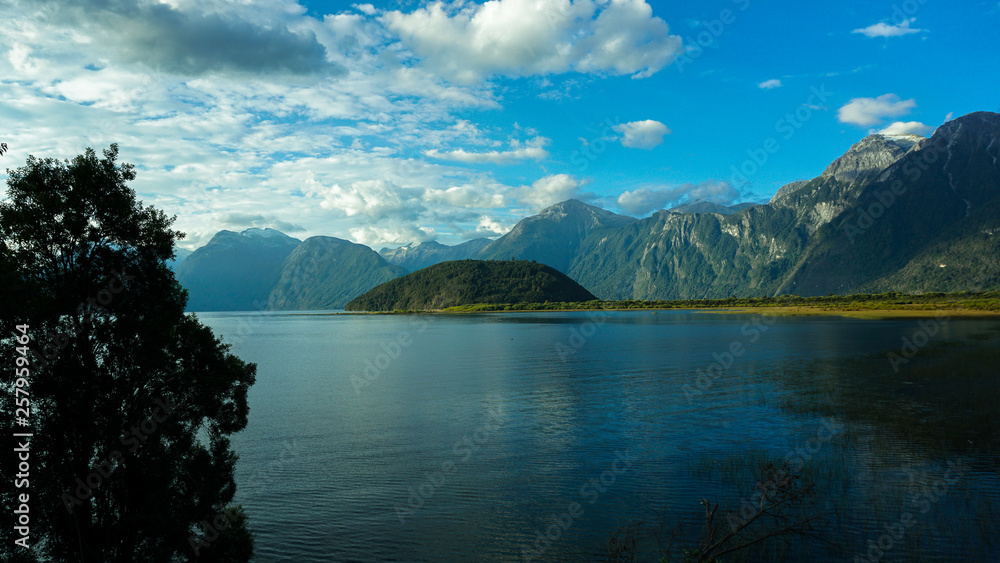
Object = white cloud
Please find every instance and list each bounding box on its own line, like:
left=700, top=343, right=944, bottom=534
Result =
left=423, top=184, right=507, bottom=208
left=853, top=18, right=922, bottom=38
left=476, top=215, right=513, bottom=236
left=757, top=79, right=782, bottom=90
left=613, top=119, right=671, bottom=149
left=423, top=137, right=550, bottom=163
left=0, top=0, right=686, bottom=251
left=515, top=174, right=590, bottom=211
left=837, top=94, right=917, bottom=127
left=616, top=181, right=738, bottom=215
left=0, top=0, right=532, bottom=249
left=313, top=179, right=424, bottom=220
left=382, top=0, right=682, bottom=84
left=349, top=224, right=437, bottom=246
left=878, top=121, right=933, bottom=136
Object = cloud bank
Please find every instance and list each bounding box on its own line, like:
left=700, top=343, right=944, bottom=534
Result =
left=382, top=0, right=683, bottom=83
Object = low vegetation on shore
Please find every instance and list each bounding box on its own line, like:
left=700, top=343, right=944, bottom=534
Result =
left=428, top=291, right=1000, bottom=315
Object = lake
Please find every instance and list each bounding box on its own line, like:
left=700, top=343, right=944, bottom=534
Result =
left=195, top=310, right=1000, bottom=562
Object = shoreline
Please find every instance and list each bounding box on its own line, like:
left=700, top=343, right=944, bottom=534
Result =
left=704, top=306, right=1000, bottom=319
left=283, top=305, right=1000, bottom=320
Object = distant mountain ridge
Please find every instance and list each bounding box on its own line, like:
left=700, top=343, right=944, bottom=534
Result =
left=176, top=228, right=301, bottom=311
left=268, top=236, right=408, bottom=309
left=175, top=111, right=1000, bottom=310
left=167, top=247, right=193, bottom=271
left=380, top=238, right=492, bottom=271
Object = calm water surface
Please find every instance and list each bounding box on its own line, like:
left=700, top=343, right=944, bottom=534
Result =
left=196, top=310, right=1000, bottom=562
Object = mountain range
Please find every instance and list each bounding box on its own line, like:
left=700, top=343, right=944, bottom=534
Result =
left=174, top=111, right=1000, bottom=311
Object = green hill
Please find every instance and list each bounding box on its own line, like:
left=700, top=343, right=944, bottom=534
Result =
left=345, top=260, right=597, bottom=311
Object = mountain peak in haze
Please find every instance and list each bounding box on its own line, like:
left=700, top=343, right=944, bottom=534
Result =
left=239, top=227, right=298, bottom=242
left=177, top=228, right=302, bottom=311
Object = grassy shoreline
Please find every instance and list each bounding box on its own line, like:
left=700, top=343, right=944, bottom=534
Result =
left=327, top=291, right=1000, bottom=319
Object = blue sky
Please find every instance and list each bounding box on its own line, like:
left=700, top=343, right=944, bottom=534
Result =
left=2, top=0, right=998, bottom=249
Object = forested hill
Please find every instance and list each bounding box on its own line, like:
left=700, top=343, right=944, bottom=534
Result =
left=345, top=260, right=597, bottom=311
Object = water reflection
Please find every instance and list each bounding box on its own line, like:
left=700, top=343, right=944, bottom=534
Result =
left=194, top=311, right=1000, bottom=562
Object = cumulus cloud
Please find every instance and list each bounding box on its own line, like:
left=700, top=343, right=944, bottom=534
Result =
left=853, top=18, right=922, bottom=38
left=878, top=121, right=933, bottom=136
left=515, top=174, right=592, bottom=210
left=476, top=215, right=513, bottom=236
left=382, top=0, right=682, bottom=83
left=349, top=224, right=437, bottom=246
left=423, top=184, right=507, bottom=208
left=616, top=181, right=738, bottom=215
left=313, top=179, right=424, bottom=220
left=757, top=79, right=782, bottom=90
left=423, top=137, right=550, bottom=163
left=837, top=94, right=917, bottom=127
left=613, top=119, right=671, bottom=149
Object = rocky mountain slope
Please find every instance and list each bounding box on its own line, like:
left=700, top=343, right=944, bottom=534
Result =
left=475, top=199, right=636, bottom=272
left=779, top=111, right=1000, bottom=295
left=820, top=133, right=924, bottom=184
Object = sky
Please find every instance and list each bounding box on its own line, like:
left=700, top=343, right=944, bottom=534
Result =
left=2, top=0, right=999, bottom=250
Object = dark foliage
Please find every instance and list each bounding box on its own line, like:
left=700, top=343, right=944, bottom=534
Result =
left=0, top=145, right=255, bottom=561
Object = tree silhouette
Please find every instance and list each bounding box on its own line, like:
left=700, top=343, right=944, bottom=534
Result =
left=0, top=145, right=255, bottom=561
